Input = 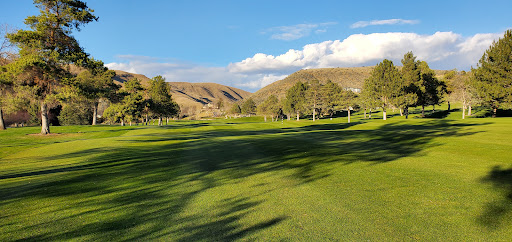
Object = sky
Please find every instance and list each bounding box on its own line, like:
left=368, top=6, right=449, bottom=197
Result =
left=1, top=0, right=511, bottom=92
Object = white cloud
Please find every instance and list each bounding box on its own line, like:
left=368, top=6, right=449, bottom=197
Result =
left=351, top=19, right=420, bottom=29
left=106, top=31, right=502, bottom=93
left=228, top=31, right=502, bottom=74
left=266, top=22, right=336, bottom=41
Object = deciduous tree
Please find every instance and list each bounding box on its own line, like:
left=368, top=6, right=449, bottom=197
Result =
left=282, top=81, right=308, bottom=121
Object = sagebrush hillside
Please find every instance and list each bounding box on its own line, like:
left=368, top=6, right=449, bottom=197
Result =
left=250, top=67, right=373, bottom=104
left=250, top=67, right=450, bottom=104
left=112, top=70, right=251, bottom=113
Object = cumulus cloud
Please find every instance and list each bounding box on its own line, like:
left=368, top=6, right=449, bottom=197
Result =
left=106, top=31, right=502, bottom=93
left=228, top=31, right=502, bottom=74
left=351, top=19, right=420, bottom=29
left=265, top=22, right=336, bottom=41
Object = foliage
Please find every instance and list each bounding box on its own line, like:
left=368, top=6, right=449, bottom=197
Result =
left=257, top=95, right=280, bottom=120
left=241, top=98, right=256, bottom=115
left=59, top=99, right=93, bottom=125
left=472, top=29, right=512, bottom=116
left=282, top=81, right=308, bottom=120
left=147, top=75, right=180, bottom=121
left=306, top=79, right=323, bottom=120
left=229, top=103, right=241, bottom=115
left=362, top=59, right=401, bottom=119
left=103, top=78, right=145, bottom=125
left=5, top=0, right=97, bottom=134
left=397, top=52, right=420, bottom=116
left=417, top=61, right=447, bottom=111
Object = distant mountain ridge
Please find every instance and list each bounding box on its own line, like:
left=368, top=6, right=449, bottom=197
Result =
left=112, top=70, right=251, bottom=113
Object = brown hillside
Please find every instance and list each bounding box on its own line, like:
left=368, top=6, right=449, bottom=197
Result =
left=167, top=82, right=251, bottom=110
left=250, top=67, right=373, bottom=104
left=250, top=67, right=449, bottom=104
left=111, top=71, right=251, bottom=113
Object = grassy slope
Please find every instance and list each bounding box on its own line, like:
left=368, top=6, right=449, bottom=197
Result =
left=0, top=110, right=511, bottom=240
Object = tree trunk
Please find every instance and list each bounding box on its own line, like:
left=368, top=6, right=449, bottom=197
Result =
left=288, top=113, right=291, bottom=121
left=468, top=105, right=472, bottom=116
left=347, top=109, right=351, bottom=123
left=405, top=106, right=409, bottom=119
left=92, top=102, right=98, bottom=125
left=130, top=121, right=132, bottom=126
left=369, top=108, right=372, bottom=119
left=145, top=114, right=148, bottom=125
left=462, top=104, right=466, bottom=119
left=121, top=119, right=125, bottom=126
left=447, top=101, right=451, bottom=111
left=0, top=108, right=6, bottom=130
left=432, top=105, right=436, bottom=112
left=364, top=108, right=367, bottom=119
left=400, top=108, right=403, bottom=116
left=492, top=107, right=497, bottom=118
left=166, top=117, right=169, bottom=125
left=297, top=111, right=300, bottom=121
left=41, top=102, right=50, bottom=134
left=383, top=107, right=387, bottom=120
left=421, top=105, right=425, bottom=117
left=313, top=108, right=316, bottom=121
left=158, top=117, right=162, bottom=126
left=264, top=115, right=267, bottom=122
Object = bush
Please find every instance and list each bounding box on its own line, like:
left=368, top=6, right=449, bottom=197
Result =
left=59, top=102, right=93, bottom=125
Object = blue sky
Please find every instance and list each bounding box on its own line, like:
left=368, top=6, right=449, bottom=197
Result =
left=1, top=0, right=511, bottom=92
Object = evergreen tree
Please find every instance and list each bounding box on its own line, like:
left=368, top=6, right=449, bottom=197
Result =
left=417, top=61, right=446, bottom=116
left=399, top=52, right=420, bottom=119
left=307, top=80, right=323, bottom=121
left=241, top=98, right=256, bottom=115
left=362, top=59, right=401, bottom=120
left=282, top=81, right=308, bottom=121
left=321, top=80, right=342, bottom=118
left=258, top=95, right=280, bottom=122
left=339, top=90, right=358, bottom=123
left=74, top=59, right=118, bottom=125
left=472, top=29, right=512, bottom=117
left=6, top=0, right=97, bottom=134
left=148, top=75, right=179, bottom=125
left=103, top=78, right=145, bottom=126
left=229, top=103, right=241, bottom=116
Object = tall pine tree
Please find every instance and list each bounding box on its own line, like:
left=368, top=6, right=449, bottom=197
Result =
left=472, top=29, right=512, bottom=117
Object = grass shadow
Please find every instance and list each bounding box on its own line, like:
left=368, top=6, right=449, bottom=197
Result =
left=478, top=165, right=512, bottom=229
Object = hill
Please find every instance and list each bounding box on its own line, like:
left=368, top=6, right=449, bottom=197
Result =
left=250, top=67, right=373, bottom=104
left=250, top=67, right=450, bottom=104
left=112, top=70, right=251, bottom=116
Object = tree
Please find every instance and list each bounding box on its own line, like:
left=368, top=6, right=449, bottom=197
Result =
left=6, top=0, right=98, bottom=134
left=472, top=29, right=512, bottom=117
left=147, top=75, right=179, bottom=125
left=321, top=80, right=342, bottom=118
left=362, top=59, right=401, bottom=120
left=229, top=103, right=241, bottom=117
left=241, top=98, right=256, bottom=115
left=258, top=95, right=280, bottom=122
left=282, top=81, right=308, bottom=121
left=307, top=80, right=323, bottom=121
left=399, top=51, right=420, bottom=119
left=74, top=59, right=118, bottom=125
left=417, top=61, right=446, bottom=116
left=339, top=90, right=358, bottom=123
left=448, top=71, right=479, bottom=119
left=0, top=23, right=18, bottom=130
left=103, top=78, right=145, bottom=126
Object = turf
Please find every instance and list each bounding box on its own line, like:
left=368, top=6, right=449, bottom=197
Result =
left=1, top=110, right=511, bottom=240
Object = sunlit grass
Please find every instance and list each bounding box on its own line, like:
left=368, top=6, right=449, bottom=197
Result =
left=1, top=109, right=511, bottom=240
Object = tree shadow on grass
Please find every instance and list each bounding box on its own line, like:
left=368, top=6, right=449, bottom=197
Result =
left=0, top=120, right=486, bottom=240
left=478, top=165, right=512, bottom=229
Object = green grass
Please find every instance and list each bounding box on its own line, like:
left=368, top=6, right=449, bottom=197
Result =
left=1, top=110, right=512, bottom=240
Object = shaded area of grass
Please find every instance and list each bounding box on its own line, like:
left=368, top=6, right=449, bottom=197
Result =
left=0, top=119, right=489, bottom=240
left=479, top=166, right=512, bottom=229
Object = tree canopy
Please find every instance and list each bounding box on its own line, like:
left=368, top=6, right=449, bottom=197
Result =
left=472, top=29, right=512, bottom=117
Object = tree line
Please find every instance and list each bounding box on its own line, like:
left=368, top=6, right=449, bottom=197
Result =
left=0, top=0, right=179, bottom=134
left=229, top=30, right=512, bottom=122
